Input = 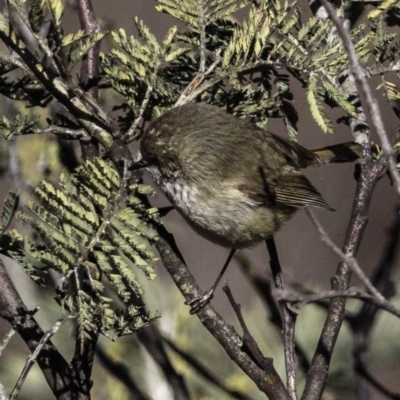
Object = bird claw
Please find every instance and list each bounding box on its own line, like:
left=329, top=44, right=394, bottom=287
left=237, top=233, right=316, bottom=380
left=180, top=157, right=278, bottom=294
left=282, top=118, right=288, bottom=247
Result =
left=185, top=289, right=214, bottom=314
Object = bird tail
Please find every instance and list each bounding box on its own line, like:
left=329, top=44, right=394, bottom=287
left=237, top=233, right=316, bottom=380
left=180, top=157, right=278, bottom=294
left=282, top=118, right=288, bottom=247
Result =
left=311, top=142, right=363, bottom=165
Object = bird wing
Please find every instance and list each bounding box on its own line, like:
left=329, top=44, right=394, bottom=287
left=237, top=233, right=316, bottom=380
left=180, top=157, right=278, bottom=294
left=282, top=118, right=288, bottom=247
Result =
left=261, top=133, right=334, bottom=210
left=232, top=130, right=334, bottom=211
left=274, top=173, right=334, bottom=210
left=239, top=166, right=333, bottom=210
left=268, top=133, right=323, bottom=169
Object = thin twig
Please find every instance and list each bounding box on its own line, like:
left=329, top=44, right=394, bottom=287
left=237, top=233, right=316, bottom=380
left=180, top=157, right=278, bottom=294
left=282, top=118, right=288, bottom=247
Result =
left=223, top=284, right=277, bottom=371
left=235, top=254, right=311, bottom=373
left=32, top=126, right=91, bottom=141
left=266, top=238, right=297, bottom=400
left=0, top=247, right=83, bottom=400
left=175, top=49, right=222, bottom=106
left=0, top=328, right=16, bottom=357
left=76, top=0, right=102, bottom=159
left=197, top=0, right=207, bottom=74
left=174, top=0, right=213, bottom=107
left=10, top=314, right=74, bottom=400
left=321, top=0, right=400, bottom=198
left=124, top=83, right=154, bottom=142
left=368, top=64, right=400, bottom=75
left=274, top=288, right=400, bottom=318
left=306, top=208, right=386, bottom=303
left=153, top=223, right=291, bottom=399
left=350, top=207, right=400, bottom=399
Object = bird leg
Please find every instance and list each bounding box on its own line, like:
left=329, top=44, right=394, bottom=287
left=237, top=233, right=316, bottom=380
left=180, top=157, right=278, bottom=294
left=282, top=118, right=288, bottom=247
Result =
left=185, top=248, right=237, bottom=314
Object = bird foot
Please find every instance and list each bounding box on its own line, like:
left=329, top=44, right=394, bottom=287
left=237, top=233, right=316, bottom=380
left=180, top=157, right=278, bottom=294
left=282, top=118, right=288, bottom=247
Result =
left=185, top=289, right=214, bottom=314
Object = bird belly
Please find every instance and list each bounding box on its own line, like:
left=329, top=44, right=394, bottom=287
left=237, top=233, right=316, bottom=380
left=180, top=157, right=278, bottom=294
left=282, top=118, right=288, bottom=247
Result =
left=152, top=173, right=294, bottom=248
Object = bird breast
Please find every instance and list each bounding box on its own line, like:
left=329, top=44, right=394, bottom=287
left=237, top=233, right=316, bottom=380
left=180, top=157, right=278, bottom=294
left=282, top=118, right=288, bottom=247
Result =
left=147, top=165, right=293, bottom=248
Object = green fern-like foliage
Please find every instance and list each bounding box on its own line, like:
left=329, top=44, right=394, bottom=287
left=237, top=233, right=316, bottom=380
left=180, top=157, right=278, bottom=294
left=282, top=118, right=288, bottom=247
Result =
left=0, top=191, right=46, bottom=285
left=0, top=115, right=38, bottom=140
left=0, top=0, right=112, bottom=146
left=0, top=0, right=397, bottom=143
left=102, top=0, right=400, bottom=141
left=0, top=190, right=19, bottom=236
left=13, top=158, right=159, bottom=340
left=0, top=0, right=398, bottom=366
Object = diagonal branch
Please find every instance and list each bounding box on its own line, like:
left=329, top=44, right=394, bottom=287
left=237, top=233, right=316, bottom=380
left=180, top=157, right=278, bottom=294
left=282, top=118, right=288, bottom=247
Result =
left=76, top=0, right=102, bottom=159
left=301, top=160, right=383, bottom=400
left=266, top=238, right=297, bottom=400
left=69, top=0, right=102, bottom=390
left=349, top=207, right=400, bottom=399
left=154, top=223, right=291, bottom=400
left=0, top=258, right=84, bottom=400
left=306, top=208, right=386, bottom=303
left=275, top=288, right=400, bottom=318
left=10, top=314, right=74, bottom=400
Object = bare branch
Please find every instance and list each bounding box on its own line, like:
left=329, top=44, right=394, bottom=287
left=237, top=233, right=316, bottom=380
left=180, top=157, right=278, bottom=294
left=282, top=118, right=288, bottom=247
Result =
left=175, top=49, right=222, bottom=106
left=266, top=238, right=297, bottom=400
left=274, top=288, right=400, bottom=318
left=32, top=126, right=91, bottom=141
left=0, top=327, right=16, bottom=357
left=197, top=0, right=207, bottom=74
left=153, top=223, right=290, bottom=400
left=302, top=156, right=383, bottom=399
left=10, top=315, right=74, bottom=400
left=76, top=0, right=102, bottom=159
left=320, top=0, right=400, bottom=198
left=0, top=259, right=83, bottom=399
left=124, top=83, right=154, bottom=142
left=223, top=284, right=274, bottom=369
left=235, top=253, right=311, bottom=373
left=306, top=208, right=386, bottom=303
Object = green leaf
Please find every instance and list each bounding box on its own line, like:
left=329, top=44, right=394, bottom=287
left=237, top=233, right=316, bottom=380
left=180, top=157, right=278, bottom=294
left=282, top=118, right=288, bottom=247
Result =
left=322, top=80, right=356, bottom=116
left=0, top=115, right=38, bottom=140
left=1, top=230, right=45, bottom=285
left=62, top=30, right=107, bottom=66
left=134, top=17, right=161, bottom=54
left=29, top=0, right=45, bottom=32
left=14, top=157, right=159, bottom=339
left=0, top=191, right=19, bottom=235
left=307, top=75, right=332, bottom=133
left=47, top=0, right=64, bottom=26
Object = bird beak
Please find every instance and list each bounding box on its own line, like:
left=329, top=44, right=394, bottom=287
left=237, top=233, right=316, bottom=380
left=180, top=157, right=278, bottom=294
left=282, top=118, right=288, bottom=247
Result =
left=129, top=159, right=148, bottom=170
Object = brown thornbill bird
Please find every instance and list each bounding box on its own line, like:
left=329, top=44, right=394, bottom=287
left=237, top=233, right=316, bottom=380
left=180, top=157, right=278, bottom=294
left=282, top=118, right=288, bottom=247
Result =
left=131, top=103, right=362, bottom=313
